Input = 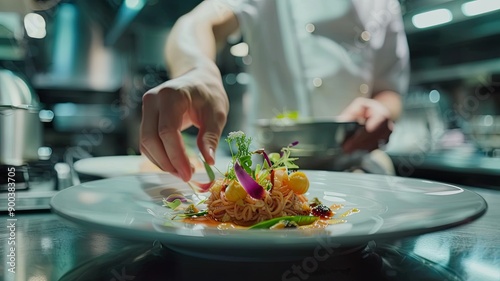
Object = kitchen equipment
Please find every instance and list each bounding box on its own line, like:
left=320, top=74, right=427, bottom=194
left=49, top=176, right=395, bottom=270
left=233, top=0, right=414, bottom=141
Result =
left=50, top=171, right=486, bottom=261
left=462, top=115, right=500, bottom=152
left=0, top=159, right=60, bottom=210
left=0, top=69, right=43, bottom=166
left=254, top=118, right=360, bottom=169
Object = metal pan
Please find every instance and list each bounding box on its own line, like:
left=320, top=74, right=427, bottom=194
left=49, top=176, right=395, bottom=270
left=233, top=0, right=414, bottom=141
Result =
left=254, top=118, right=361, bottom=169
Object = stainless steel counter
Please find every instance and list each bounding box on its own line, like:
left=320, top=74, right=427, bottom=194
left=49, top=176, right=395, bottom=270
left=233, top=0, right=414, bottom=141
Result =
left=1, top=185, right=499, bottom=281
left=389, top=150, right=500, bottom=188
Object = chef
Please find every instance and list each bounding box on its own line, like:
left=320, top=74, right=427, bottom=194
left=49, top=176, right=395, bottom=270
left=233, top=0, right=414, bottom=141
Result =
left=140, top=0, right=410, bottom=182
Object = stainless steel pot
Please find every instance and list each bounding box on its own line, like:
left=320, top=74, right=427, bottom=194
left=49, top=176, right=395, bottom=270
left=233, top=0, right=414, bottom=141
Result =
left=0, top=69, right=42, bottom=165
left=462, top=115, right=500, bottom=150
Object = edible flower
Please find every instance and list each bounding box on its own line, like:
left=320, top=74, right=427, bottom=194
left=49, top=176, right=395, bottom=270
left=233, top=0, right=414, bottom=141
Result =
left=234, top=161, right=266, bottom=199
left=189, top=157, right=215, bottom=192
left=253, top=148, right=272, bottom=167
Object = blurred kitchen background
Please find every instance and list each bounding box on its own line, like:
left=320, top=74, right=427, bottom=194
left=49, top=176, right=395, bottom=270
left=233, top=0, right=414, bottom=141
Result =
left=1, top=0, right=500, bottom=207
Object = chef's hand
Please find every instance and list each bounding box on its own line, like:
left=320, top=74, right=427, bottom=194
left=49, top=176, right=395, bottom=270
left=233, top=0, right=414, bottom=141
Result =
left=140, top=65, right=229, bottom=182
left=338, top=97, right=393, bottom=153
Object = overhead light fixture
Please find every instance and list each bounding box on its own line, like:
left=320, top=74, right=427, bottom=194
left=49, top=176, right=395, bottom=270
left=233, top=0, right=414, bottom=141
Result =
left=412, top=9, right=453, bottom=29
left=462, top=0, right=500, bottom=17
left=24, top=13, right=46, bottom=39
left=230, top=42, right=249, bottom=57
left=125, top=0, right=145, bottom=11
left=429, top=90, right=441, bottom=103
left=105, top=0, right=146, bottom=45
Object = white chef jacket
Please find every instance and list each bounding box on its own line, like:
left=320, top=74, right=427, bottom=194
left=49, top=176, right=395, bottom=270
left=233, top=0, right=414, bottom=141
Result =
left=218, top=0, right=410, bottom=124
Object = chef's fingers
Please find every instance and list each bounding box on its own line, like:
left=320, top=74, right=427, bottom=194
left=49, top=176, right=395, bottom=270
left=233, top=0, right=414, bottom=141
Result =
left=338, top=97, right=366, bottom=123
left=196, top=104, right=227, bottom=165
left=140, top=92, right=179, bottom=177
left=158, top=88, right=193, bottom=182
left=365, top=112, right=386, bottom=133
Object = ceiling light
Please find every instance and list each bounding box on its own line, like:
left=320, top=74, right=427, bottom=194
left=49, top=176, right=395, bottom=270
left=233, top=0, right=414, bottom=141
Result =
left=125, top=0, right=145, bottom=10
left=412, top=9, right=453, bottom=29
left=230, top=42, right=249, bottom=57
left=429, top=90, right=440, bottom=103
left=24, top=13, right=46, bottom=39
left=462, top=0, right=500, bottom=17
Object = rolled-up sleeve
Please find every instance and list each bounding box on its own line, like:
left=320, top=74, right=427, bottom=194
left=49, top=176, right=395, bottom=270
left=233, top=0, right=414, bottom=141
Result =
left=213, top=0, right=259, bottom=35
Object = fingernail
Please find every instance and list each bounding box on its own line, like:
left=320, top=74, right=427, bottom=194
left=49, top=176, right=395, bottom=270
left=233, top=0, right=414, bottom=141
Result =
left=177, top=168, right=189, bottom=182
left=209, top=148, right=215, bottom=162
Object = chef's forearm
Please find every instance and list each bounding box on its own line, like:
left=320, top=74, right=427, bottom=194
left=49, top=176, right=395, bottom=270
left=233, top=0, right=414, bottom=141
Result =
left=165, top=1, right=238, bottom=78
left=372, top=90, right=402, bottom=121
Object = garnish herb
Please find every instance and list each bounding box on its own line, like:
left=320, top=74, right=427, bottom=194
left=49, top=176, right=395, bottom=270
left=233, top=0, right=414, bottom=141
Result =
left=225, top=131, right=253, bottom=180
left=163, top=198, right=182, bottom=210
left=182, top=210, right=209, bottom=218
left=249, top=216, right=319, bottom=229
left=271, top=143, right=299, bottom=170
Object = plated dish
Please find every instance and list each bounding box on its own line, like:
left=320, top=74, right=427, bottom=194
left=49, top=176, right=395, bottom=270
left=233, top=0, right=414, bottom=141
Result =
left=51, top=170, right=487, bottom=261
left=170, top=131, right=343, bottom=229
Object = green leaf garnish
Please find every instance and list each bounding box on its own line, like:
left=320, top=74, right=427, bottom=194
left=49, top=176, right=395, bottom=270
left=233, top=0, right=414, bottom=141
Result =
left=249, top=216, right=319, bottom=229
left=269, top=146, right=300, bottom=170
left=225, top=131, right=254, bottom=180
left=201, top=155, right=215, bottom=182
left=162, top=198, right=182, bottom=210
left=181, top=210, right=208, bottom=218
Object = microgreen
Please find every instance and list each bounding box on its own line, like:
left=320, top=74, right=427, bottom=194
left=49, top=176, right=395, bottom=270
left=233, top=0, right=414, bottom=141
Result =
left=223, top=131, right=301, bottom=193
left=181, top=210, right=209, bottom=218
left=162, top=198, right=182, bottom=210
left=225, top=131, right=254, bottom=180
left=270, top=142, right=300, bottom=170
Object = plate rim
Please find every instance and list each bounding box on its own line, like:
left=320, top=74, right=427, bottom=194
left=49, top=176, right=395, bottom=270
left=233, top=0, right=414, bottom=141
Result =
left=50, top=171, right=488, bottom=251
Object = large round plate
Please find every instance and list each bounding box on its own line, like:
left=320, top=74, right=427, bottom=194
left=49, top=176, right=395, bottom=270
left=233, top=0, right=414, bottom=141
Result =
left=73, top=155, right=232, bottom=178
left=73, top=156, right=148, bottom=178
left=50, top=171, right=487, bottom=261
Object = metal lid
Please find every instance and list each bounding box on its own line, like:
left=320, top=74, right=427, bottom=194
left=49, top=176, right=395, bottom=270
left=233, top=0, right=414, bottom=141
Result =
left=0, top=69, right=40, bottom=109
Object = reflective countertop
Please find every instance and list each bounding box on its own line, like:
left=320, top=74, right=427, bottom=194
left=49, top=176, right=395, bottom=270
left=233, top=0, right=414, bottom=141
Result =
left=1, top=185, right=499, bottom=281
left=388, top=149, right=500, bottom=188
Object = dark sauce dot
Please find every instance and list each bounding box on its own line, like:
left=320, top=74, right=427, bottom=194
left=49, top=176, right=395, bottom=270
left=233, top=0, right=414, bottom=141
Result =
left=311, top=204, right=334, bottom=219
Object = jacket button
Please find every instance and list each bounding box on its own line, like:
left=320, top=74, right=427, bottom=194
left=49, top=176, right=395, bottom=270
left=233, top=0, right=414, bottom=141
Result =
left=360, top=30, right=371, bottom=42
left=313, top=78, right=323, bottom=87
left=360, top=84, right=370, bottom=95
left=305, top=23, right=315, bottom=33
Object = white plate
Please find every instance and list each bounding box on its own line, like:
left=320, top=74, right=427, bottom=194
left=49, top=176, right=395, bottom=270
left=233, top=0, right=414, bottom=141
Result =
left=73, top=155, right=232, bottom=178
left=50, top=171, right=487, bottom=261
left=73, top=156, right=150, bottom=178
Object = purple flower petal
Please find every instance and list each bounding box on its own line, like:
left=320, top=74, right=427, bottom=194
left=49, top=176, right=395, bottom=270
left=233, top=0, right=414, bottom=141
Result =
left=234, top=161, right=266, bottom=199
left=191, top=180, right=213, bottom=192
left=254, top=149, right=272, bottom=167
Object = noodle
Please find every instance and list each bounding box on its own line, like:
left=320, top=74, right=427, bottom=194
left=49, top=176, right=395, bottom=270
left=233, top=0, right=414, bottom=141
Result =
left=206, top=185, right=310, bottom=226
left=199, top=130, right=314, bottom=227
